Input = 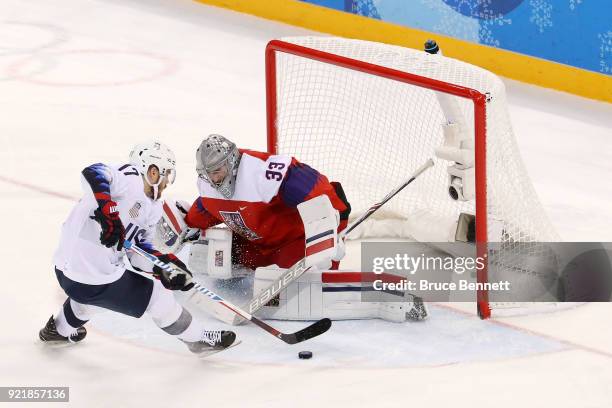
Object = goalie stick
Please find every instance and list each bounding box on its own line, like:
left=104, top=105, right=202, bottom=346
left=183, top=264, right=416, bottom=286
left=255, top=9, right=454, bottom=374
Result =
left=247, top=158, right=435, bottom=315
left=340, top=158, right=435, bottom=238
left=123, top=240, right=331, bottom=345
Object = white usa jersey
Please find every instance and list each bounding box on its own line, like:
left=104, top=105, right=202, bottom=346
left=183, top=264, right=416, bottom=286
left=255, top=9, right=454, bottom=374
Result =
left=53, top=163, right=162, bottom=285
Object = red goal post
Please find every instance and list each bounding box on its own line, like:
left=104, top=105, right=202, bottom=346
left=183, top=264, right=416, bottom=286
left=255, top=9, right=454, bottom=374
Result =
left=264, top=37, right=558, bottom=319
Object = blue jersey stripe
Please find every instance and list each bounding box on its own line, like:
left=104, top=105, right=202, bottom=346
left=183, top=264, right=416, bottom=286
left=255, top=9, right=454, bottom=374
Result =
left=306, top=229, right=334, bottom=244
left=196, top=197, right=206, bottom=212
left=138, top=240, right=156, bottom=254
left=280, top=163, right=320, bottom=208
left=82, top=163, right=111, bottom=195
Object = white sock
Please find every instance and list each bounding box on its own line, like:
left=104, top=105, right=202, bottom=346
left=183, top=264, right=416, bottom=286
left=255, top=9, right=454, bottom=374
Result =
left=54, top=309, right=78, bottom=337
left=177, top=318, right=207, bottom=342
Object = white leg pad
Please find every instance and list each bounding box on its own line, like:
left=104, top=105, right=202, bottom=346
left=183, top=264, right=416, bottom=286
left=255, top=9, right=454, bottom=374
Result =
left=379, top=302, right=414, bottom=323
left=254, top=267, right=427, bottom=322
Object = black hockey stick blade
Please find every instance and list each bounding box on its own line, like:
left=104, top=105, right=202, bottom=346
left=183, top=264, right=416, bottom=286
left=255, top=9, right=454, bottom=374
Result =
left=280, top=318, right=332, bottom=345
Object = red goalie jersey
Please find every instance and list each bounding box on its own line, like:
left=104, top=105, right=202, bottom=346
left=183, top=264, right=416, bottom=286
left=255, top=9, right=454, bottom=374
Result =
left=185, top=150, right=350, bottom=269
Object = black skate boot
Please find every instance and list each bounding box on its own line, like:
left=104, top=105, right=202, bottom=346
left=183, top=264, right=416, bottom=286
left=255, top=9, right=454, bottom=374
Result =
left=182, top=330, right=237, bottom=356
left=39, top=315, right=87, bottom=344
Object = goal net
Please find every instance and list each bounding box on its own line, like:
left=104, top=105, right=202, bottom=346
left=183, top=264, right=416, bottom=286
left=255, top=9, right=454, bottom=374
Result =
left=265, top=36, right=561, bottom=318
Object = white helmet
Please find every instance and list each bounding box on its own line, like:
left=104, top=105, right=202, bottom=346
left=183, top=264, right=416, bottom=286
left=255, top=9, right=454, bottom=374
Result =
left=129, top=141, right=176, bottom=200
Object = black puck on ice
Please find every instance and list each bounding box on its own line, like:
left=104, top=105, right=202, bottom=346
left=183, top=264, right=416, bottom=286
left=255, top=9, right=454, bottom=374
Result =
left=298, top=351, right=313, bottom=359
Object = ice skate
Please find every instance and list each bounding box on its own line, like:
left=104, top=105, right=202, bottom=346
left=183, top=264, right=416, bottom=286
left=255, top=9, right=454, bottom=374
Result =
left=182, top=330, right=238, bottom=357
left=39, top=315, right=87, bottom=344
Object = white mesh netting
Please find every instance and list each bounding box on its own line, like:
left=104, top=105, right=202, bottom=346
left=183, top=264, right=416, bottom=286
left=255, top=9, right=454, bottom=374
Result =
left=268, top=37, right=562, bottom=313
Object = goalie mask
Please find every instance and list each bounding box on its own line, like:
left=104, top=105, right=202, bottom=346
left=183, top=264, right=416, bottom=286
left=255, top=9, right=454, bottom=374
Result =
left=196, top=134, right=240, bottom=199
left=129, top=141, right=176, bottom=200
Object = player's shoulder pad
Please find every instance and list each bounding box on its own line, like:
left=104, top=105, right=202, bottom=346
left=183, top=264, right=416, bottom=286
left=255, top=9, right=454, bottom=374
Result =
left=241, top=151, right=292, bottom=203
left=109, top=163, right=144, bottom=197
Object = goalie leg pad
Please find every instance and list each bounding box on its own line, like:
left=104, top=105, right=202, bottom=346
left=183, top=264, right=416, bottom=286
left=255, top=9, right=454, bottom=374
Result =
left=253, top=267, right=427, bottom=322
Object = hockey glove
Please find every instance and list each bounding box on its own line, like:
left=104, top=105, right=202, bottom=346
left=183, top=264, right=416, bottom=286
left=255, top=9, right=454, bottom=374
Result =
left=153, top=253, right=194, bottom=291
left=91, top=200, right=125, bottom=251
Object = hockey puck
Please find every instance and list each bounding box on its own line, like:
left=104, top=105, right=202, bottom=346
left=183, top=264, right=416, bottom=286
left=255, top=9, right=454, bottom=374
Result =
left=298, top=351, right=313, bottom=359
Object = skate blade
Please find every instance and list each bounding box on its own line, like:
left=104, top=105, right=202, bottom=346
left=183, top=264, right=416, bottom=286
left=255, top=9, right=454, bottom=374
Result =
left=37, top=338, right=83, bottom=348
left=195, top=340, right=241, bottom=359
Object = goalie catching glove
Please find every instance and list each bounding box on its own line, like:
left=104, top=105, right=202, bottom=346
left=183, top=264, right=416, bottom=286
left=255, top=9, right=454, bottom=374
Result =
left=152, top=253, right=194, bottom=291
left=155, top=198, right=200, bottom=253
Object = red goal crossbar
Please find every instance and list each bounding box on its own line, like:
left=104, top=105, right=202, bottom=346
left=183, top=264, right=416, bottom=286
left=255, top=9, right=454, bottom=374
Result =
left=265, top=39, right=491, bottom=318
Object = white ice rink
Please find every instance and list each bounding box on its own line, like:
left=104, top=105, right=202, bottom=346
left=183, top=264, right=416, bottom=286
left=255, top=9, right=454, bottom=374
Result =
left=1, top=0, right=612, bottom=407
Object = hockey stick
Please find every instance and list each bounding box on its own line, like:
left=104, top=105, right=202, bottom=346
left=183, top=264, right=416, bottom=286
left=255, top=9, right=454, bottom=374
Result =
left=247, top=158, right=435, bottom=315
left=123, top=240, right=331, bottom=345
left=340, top=158, right=435, bottom=238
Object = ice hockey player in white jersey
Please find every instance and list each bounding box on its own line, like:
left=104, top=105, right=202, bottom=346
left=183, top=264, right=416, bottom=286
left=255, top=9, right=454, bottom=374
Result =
left=39, top=141, right=236, bottom=355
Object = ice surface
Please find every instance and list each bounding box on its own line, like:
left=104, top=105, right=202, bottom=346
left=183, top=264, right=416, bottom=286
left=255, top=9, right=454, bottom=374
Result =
left=1, top=0, right=612, bottom=407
